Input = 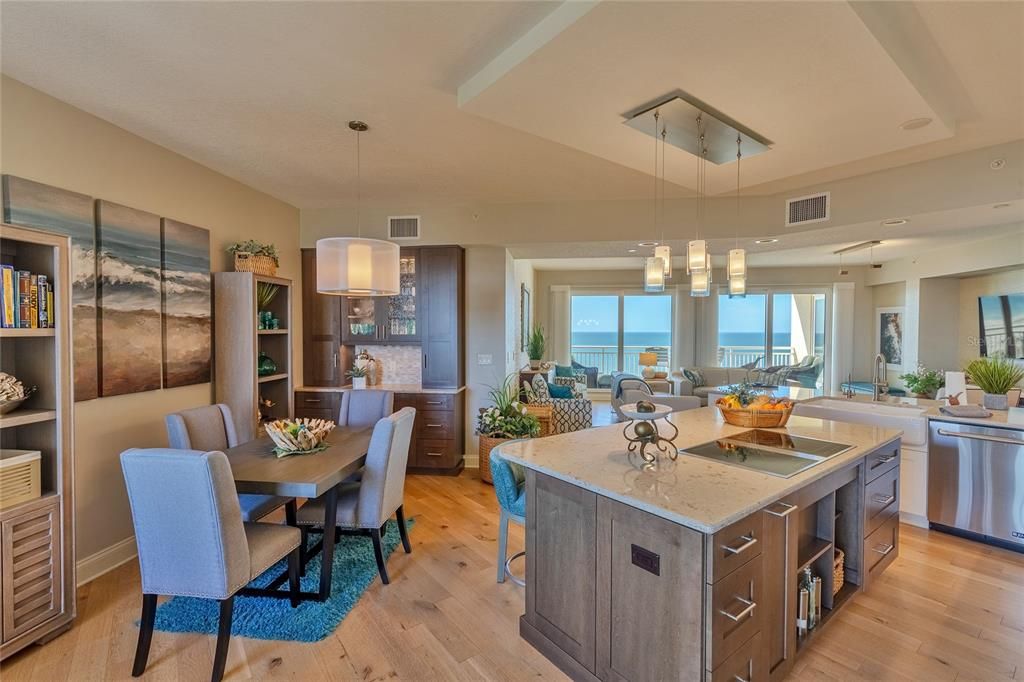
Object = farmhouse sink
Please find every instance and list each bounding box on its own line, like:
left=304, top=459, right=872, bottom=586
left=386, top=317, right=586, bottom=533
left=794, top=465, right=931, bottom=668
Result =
left=794, top=398, right=928, bottom=445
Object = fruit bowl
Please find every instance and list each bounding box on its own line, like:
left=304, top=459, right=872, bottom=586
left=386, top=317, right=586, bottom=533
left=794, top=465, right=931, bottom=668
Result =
left=715, top=382, right=794, bottom=428
left=264, top=418, right=336, bottom=457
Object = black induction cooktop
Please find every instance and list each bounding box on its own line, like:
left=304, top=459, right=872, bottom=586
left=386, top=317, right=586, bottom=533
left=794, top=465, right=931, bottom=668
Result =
left=679, top=429, right=854, bottom=478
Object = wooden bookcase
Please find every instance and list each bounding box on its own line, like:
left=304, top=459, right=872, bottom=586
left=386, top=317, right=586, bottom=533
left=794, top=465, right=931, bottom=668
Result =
left=213, top=272, right=294, bottom=442
left=0, top=224, right=75, bottom=659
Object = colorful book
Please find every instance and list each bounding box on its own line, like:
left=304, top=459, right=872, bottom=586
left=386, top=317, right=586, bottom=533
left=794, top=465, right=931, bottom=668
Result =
left=17, top=271, right=31, bottom=328
left=47, top=287, right=54, bottom=328
left=29, top=275, right=38, bottom=329
left=37, top=275, right=48, bottom=328
left=1, top=264, right=13, bottom=328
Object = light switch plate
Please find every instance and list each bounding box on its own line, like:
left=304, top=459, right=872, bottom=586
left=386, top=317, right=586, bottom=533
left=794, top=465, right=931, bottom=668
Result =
left=477, top=354, right=493, bottom=365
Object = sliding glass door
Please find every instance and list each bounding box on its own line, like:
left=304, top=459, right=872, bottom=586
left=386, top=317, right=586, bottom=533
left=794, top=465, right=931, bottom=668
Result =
left=571, top=292, right=673, bottom=377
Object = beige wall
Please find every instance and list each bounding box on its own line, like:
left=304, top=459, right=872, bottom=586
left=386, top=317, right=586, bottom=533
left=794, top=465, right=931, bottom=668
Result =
left=512, top=259, right=536, bottom=371
left=1, top=77, right=301, bottom=563
left=957, top=267, right=1024, bottom=369
left=871, top=281, right=906, bottom=308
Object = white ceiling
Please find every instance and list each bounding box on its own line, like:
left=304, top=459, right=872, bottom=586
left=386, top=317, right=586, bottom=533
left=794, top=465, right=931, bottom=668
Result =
left=3, top=0, right=1022, bottom=210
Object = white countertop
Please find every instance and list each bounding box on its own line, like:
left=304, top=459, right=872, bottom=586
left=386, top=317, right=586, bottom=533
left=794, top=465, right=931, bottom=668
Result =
left=709, top=384, right=824, bottom=401
left=498, top=406, right=900, bottom=534
left=296, top=383, right=466, bottom=395
left=804, top=392, right=1024, bottom=430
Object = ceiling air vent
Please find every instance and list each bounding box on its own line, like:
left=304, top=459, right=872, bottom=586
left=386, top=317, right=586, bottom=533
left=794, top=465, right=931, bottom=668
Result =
left=388, top=215, right=420, bottom=240
left=785, top=192, right=830, bottom=227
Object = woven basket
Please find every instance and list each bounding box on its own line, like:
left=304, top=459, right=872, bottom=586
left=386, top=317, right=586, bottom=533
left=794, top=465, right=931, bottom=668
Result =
left=478, top=435, right=511, bottom=485
left=234, top=252, right=278, bottom=276
left=717, top=404, right=794, bottom=428
left=524, top=404, right=553, bottom=437
left=833, top=548, right=845, bottom=596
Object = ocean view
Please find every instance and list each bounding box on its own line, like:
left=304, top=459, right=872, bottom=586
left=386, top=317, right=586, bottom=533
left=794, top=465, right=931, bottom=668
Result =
left=571, top=331, right=823, bottom=347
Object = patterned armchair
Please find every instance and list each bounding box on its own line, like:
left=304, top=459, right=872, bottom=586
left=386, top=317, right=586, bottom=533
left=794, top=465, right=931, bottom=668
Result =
left=525, top=374, right=593, bottom=434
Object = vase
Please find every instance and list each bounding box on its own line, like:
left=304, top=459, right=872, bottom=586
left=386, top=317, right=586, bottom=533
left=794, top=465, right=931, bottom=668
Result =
left=257, top=351, right=277, bottom=376
left=914, top=391, right=936, bottom=400
left=352, top=376, right=366, bottom=390
left=982, top=392, right=1009, bottom=410
left=529, top=359, right=541, bottom=370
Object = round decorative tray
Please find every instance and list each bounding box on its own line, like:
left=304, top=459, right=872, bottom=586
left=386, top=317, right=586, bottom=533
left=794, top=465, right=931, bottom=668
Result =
left=619, top=402, right=673, bottom=421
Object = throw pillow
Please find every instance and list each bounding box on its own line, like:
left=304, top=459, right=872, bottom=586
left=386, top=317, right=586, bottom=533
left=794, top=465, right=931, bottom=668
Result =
left=682, top=368, right=705, bottom=387
left=530, top=374, right=551, bottom=401
left=653, top=371, right=668, bottom=379
left=554, top=364, right=574, bottom=378
left=548, top=383, right=574, bottom=399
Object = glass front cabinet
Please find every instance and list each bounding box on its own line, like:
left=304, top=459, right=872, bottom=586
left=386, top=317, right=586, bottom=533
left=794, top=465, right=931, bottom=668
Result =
left=341, top=248, right=420, bottom=345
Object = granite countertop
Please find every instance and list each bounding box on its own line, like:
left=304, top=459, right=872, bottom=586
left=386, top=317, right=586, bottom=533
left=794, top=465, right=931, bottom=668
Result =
left=498, top=406, right=901, bottom=534
left=296, top=383, right=466, bottom=395
left=925, top=405, right=1024, bottom=430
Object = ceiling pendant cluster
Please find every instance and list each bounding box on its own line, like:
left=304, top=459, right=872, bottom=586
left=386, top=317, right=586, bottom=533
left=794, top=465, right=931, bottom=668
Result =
left=687, top=114, right=711, bottom=297
left=728, top=134, right=747, bottom=297
left=644, top=110, right=668, bottom=292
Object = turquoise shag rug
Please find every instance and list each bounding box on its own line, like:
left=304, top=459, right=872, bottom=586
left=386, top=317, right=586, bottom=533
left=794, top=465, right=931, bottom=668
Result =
left=152, top=520, right=411, bottom=642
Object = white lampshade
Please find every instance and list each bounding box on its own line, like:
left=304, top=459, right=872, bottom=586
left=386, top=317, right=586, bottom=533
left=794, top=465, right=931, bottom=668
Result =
left=690, top=266, right=711, bottom=297
left=728, top=248, right=747, bottom=279
left=687, top=239, right=707, bottom=274
left=654, top=245, right=672, bottom=278
left=728, top=274, right=746, bottom=297
left=644, top=256, right=665, bottom=292
left=316, top=237, right=400, bottom=296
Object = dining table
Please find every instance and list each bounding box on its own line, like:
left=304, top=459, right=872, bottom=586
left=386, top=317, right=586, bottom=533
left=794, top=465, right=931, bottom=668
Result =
left=222, top=425, right=373, bottom=602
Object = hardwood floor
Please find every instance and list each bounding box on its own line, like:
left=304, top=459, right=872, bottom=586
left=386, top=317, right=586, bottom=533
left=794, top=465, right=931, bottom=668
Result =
left=2, top=472, right=1022, bottom=681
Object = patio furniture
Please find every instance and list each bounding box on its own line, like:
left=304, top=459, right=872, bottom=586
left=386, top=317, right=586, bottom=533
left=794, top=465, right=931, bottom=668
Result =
left=524, top=374, right=592, bottom=433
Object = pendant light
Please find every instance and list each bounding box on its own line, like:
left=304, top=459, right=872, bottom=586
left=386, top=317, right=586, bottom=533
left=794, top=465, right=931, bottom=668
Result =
left=643, top=111, right=666, bottom=292
left=727, top=134, right=747, bottom=297
left=317, top=121, right=400, bottom=296
left=654, top=122, right=672, bottom=278
left=688, top=114, right=709, bottom=279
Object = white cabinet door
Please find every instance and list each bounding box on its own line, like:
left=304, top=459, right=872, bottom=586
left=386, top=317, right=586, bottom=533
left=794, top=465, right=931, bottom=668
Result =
left=899, top=447, right=928, bottom=528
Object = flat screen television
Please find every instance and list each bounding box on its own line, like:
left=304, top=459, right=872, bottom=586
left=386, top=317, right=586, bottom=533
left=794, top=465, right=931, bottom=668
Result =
left=978, top=293, right=1024, bottom=359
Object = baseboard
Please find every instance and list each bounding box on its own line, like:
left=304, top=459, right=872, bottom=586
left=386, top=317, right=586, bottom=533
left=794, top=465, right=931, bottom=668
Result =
left=464, top=454, right=479, bottom=469
left=76, top=535, right=137, bottom=587
left=900, top=511, right=929, bottom=529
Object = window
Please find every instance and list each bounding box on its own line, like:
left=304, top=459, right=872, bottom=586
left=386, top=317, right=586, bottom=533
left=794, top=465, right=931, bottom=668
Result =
left=571, top=292, right=673, bottom=377
left=717, top=289, right=829, bottom=388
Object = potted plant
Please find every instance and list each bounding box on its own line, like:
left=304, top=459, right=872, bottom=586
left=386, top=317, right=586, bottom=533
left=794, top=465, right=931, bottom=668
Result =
left=477, top=373, right=540, bottom=484
left=346, top=364, right=368, bottom=390
left=965, top=356, right=1024, bottom=410
left=898, top=365, right=945, bottom=399
left=227, top=239, right=279, bottom=276
left=527, top=325, right=546, bottom=370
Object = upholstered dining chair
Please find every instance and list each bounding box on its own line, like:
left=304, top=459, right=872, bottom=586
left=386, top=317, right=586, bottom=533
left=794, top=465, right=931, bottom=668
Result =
left=489, top=444, right=526, bottom=586
left=339, top=389, right=394, bottom=428
left=165, top=404, right=295, bottom=523
left=296, top=407, right=415, bottom=585
left=121, top=448, right=301, bottom=682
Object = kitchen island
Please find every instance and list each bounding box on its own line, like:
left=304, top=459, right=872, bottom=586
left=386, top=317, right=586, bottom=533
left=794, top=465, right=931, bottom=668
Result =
left=498, top=407, right=902, bottom=682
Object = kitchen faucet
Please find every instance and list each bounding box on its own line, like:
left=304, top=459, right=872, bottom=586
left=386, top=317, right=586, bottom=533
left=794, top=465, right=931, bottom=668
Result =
left=872, top=353, right=889, bottom=401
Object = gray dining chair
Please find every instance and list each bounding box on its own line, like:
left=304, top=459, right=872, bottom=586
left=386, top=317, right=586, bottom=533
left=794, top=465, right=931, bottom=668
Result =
left=296, top=407, right=415, bottom=585
left=121, top=448, right=301, bottom=682
left=165, top=404, right=296, bottom=523
left=339, top=389, right=394, bottom=428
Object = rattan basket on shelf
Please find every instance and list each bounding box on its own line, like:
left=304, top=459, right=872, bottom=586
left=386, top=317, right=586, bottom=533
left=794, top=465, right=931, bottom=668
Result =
left=833, top=547, right=845, bottom=595
left=524, top=404, right=553, bottom=437
left=234, top=252, right=278, bottom=276
left=717, top=404, right=794, bottom=428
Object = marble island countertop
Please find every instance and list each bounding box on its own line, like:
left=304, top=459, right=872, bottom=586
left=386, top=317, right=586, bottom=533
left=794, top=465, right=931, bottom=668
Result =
left=296, top=383, right=466, bottom=395
left=498, top=406, right=900, bottom=534
left=798, top=392, right=1024, bottom=429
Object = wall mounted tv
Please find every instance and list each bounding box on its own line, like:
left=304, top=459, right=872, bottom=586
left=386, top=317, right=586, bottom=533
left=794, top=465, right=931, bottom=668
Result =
left=978, top=293, right=1023, bottom=359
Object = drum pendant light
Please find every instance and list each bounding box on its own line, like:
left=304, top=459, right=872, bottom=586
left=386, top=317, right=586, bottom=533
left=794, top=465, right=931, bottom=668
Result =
left=644, top=256, right=666, bottom=292
left=727, top=134, right=747, bottom=297
left=317, top=121, right=400, bottom=296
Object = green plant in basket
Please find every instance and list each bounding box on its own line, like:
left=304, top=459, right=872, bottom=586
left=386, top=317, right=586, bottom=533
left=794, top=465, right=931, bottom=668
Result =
left=227, top=239, right=279, bottom=265
left=477, top=373, right=540, bottom=439
left=346, top=365, right=368, bottom=378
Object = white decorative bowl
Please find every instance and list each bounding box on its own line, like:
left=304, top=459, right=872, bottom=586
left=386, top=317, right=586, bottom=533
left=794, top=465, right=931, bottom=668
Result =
left=265, top=418, right=336, bottom=457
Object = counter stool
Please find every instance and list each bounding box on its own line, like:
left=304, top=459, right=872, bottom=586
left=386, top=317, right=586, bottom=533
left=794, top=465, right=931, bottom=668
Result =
left=489, top=445, right=526, bottom=586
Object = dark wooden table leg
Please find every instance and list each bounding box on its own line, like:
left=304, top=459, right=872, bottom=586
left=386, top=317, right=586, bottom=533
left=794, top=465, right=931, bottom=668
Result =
left=318, top=484, right=339, bottom=601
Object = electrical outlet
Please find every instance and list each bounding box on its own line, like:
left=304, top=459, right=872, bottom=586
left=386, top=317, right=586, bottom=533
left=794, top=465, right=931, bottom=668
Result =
left=477, top=354, right=493, bottom=366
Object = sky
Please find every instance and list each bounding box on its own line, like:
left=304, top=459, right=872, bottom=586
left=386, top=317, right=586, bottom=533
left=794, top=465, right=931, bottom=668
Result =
left=571, top=295, right=671, bottom=333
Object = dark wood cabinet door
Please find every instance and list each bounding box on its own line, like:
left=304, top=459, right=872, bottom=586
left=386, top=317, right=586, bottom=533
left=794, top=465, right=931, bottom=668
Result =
left=420, top=246, right=464, bottom=388
left=301, top=249, right=342, bottom=386
left=762, top=498, right=799, bottom=681
left=341, top=295, right=382, bottom=345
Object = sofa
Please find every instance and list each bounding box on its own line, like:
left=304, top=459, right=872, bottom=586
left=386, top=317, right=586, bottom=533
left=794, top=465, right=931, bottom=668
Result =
left=670, top=366, right=757, bottom=406
left=524, top=374, right=593, bottom=434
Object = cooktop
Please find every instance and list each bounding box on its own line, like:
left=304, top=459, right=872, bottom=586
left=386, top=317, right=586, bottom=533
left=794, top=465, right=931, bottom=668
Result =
left=679, top=429, right=853, bottom=478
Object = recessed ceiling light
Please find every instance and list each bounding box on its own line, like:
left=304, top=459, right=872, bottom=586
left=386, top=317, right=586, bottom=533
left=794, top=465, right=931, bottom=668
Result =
left=637, top=241, right=658, bottom=247
left=755, top=238, right=778, bottom=244
left=899, top=117, right=932, bottom=131
left=993, top=202, right=1012, bottom=209
left=627, top=249, right=638, bottom=253
left=881, top=218, right=908, bottom=226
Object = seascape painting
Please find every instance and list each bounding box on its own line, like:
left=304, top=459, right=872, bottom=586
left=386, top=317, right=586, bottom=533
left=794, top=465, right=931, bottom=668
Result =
left=160, top=219, right=211, bottom=387
left=96, top=201, right=163, bottom=396
left=877, top=307, right=904, bottom=369
left=2, top=175, right=100, bottom=400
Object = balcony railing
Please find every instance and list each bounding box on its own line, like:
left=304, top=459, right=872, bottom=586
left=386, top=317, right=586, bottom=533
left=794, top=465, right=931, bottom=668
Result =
left=718, top=346, right=794, bottom=368
left=570, top=344, right=802, bottom=376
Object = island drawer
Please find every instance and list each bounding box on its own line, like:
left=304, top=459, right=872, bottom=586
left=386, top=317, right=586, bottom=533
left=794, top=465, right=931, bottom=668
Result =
left=707, top=631, right=766, bottom=682
left=865, top=444, right=900, bottom=483
left=865, top=512, right=899, bottom=581
left=417, top=393, right=456, bottom=411
left=418, top=411, right=455, bottom=439
left=707, top=511, right=764, bottom=583
left=705, top=554, right=763, bottom=670
left=865, top=465, right=900, bottom=535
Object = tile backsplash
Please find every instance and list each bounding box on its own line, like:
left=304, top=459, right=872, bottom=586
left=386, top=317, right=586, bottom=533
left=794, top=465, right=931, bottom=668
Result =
left=356, top=345, right=422, bottom=385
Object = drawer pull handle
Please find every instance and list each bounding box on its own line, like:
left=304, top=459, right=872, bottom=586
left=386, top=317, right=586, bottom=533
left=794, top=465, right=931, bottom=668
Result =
left=733, top=675, right=751, bottom=682
left=720, top=597, right=756, bottom=622
left=872, top=494, right=896, bottom=505
left=765, top=502, right=797, bottom=517
left=426, top=452, right=443, bottom=457
left=722, top=535, right=758, bottom=555
left=871, top=453, right=898, bottom=468
left=425, top=400, right=443, bottom=405
left=872, top=542, right=895, bottom=556
left=304, top=399, right=322, bottom=403
left=426, top=423, right=444, bottom=428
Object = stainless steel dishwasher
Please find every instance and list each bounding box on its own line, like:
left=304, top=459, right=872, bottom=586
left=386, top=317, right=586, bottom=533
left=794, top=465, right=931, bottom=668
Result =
left=928, top=420, right=1024, bottom=549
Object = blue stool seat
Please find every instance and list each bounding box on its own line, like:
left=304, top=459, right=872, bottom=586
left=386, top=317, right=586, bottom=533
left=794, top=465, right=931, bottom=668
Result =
left=490, top=444, right=527, bottom=585
left=509, top=488, right=526, bottom=518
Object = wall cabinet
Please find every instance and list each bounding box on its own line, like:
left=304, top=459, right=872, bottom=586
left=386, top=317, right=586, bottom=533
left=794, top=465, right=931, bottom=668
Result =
left=301, top=249, right=342, bottom=387
left=339, top=249, right=421, bottom=346
left=419, top=246, right=464, bottom=389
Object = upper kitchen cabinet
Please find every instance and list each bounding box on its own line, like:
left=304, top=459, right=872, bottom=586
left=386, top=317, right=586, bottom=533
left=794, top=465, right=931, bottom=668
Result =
left=339, top=247, right=420, bottom=345
left=301, top=249, right=343, bottom=386
left=420, top=246, right=464, bottom=389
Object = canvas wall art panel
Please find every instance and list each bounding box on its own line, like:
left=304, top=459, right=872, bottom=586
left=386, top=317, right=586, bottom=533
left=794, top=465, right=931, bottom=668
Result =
left=160, top=218, right=211, bottom=387
left=2, top=175, right=100, bottom=400
left=96, top=201, right=163, bottom=396
left=876, top=307, right=904, bottom=370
